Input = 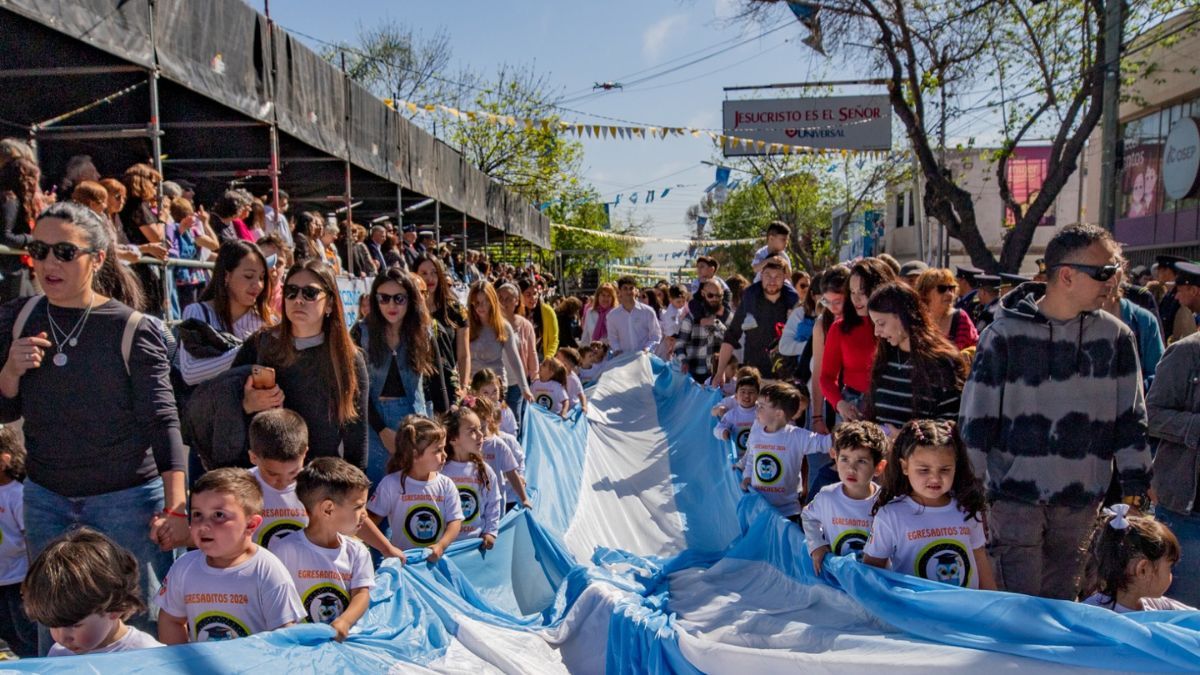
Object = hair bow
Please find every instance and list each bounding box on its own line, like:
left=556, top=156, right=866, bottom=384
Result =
left=1103, top=503, right=1132, bottom=530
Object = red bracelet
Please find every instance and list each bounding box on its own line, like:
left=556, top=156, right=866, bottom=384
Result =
left=163, top=508, right=189, bottom=519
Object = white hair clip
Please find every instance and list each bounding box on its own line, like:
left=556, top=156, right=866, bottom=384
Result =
left=1103, top=503, right=1132, bottom=531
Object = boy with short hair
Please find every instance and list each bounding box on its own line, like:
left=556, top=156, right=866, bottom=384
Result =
left=248, top=410, right=310, bottom=549
left=555, top=347, right=588, bottom=412
left=269, top=458, right=374, bottom=641
left=752, top=221, right=791, bottom=280
left=713, top=367, right=761, bottom=463
left=801, top=421, right=888, bottom=574
left=740, top=382, right=830, bottom=523
left=156, top=468, right=305, bottom=643
left=249, top=409, right=404, bottom=560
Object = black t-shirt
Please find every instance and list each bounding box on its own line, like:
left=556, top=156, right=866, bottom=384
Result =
left=0, top=297, right=185, bottom=497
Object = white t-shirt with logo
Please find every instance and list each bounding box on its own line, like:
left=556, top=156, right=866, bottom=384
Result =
left=495, top=432, right=527, bottom=505
left=863, top=496, right=986, bottom=589
left=48, top=625, right=163, bottom=656
left=441, top=460, right=502, bottom=540
left=1081, top=593, right=1195, bottom=613
left=368, top=472, right=464, bottom=550
left=566, top=372, right=584, bottom=407
left=0, top=481, right=26, bottom=586
left=800, top=482, right=878, bottom=558
left=482, top=435, right=520, bottom=499
left=744, top=422, right=831, bottom=517
left=714, top=403, right=757, bottom=459
left=250, top=467, right=308, bottom=549
left=268, top=532, right=374, bottom=626
left=155, top=546, right=305, bottom=641
left=499, top=405, right=518, bottom=436
left=530, top=380, right=568, bottom=414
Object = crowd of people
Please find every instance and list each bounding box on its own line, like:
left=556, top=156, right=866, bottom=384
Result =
left=0, top=135, right=1198, bottom=660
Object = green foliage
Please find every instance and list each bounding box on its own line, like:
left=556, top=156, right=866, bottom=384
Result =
left=546, top=189, right=643, bottom=281
left=703, top=152, right=895, bottom=275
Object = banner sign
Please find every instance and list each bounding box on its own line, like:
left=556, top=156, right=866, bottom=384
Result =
left=1163, top=118, right=1200, bottom=202
left=721, top=95, right=892, bottom=156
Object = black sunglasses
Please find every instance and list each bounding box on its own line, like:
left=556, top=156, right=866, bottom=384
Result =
left=376, top=292, right=408, bottom=306
left=1051, top=263, right=1120, bottom=282
left=283, top=284, right=326, bottom=302
left=26, top=241, right=100, bottom=262
left=936, top=284, right=956, bottom=293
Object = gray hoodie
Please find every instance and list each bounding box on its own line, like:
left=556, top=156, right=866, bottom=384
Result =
left=959, top=282, right=1151, bottom=507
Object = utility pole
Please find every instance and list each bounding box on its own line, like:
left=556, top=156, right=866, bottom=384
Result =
left=1097, top=0, right=1124, bottom=232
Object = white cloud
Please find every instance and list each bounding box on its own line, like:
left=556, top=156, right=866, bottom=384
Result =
left=714, top=0, right=741, bottom=21
left=642, top=14, right=688, bottom=62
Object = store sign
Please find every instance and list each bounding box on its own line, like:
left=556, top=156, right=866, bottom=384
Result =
left=1163, top=117, right=1200, bottom=201
left=721, top=95, right=891, bottom=156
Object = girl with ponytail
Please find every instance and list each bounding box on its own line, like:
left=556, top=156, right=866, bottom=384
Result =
left=440, top=403, right=503, bottom=550
left=367, top=415, right=461, bottom=562
left=1080, top=506, right=1192, bottom=612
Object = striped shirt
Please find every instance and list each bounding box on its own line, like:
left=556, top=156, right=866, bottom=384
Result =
left=871, top=356, right=961, bottom=428
left=178, top=301, right=269, bottom=385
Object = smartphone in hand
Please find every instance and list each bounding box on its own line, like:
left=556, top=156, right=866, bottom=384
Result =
left=250, top=365, right=276, bottom=390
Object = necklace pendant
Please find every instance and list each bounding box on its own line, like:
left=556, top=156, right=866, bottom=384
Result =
left=52, top=352, right=68, bottom=367
left=68, top=338, right=78, bottom=347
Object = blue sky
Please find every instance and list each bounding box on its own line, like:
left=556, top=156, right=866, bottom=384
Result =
left=254, top=0, right=867, bottom=261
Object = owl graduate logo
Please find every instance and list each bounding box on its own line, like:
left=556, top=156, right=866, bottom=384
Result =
left=458, top=486, right=480, bottom=524
left=754, top=452, right=783, bottom=485
left=302, top=584, right=350, bottom=624
left=194, top=612, right=250, bottom=641
left=915, top=539, right=971, bottom=587
left=404, top=504, right=443, bottom=546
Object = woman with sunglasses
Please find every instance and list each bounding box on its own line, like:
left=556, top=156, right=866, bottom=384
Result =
left=233, top=260, right=367, bottom=470
left=864, top=282, right=966, bottom=429
left=0, top=201, right=188, bottom=632
left=468, top=280, right=531, bottom=429
left=414, top=254, right=471, bottom=414
left=359, top=269, right=435, bottom=483
left=915, top=268, right=979, bottom=350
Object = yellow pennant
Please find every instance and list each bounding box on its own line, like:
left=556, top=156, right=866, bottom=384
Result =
left=406, top=102, right=418, bottom=114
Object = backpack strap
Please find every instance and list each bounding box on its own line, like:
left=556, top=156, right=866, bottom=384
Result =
left=11, top=294, right=43, bottom=341
left=121, top=311, right=144, bottom=376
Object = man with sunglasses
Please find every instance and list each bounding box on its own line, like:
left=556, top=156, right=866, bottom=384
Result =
left=674, top=279, right=730, bottom=384
left=960, top=223, right=1151, bottom=601
left=1156, top=255, right=1198, bottom=344
left=1147, top=261, right=1200, bottom=607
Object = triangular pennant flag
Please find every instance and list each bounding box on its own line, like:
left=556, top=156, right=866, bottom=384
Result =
left=787, top=2, right=826, bottom=55
left=630, top=192, right=639, bottom=204
left=661, top=188, right=671, bottom=198
left=383, top=99, right=395, bottom=110
left=691, top=129, right=703, bottom=138
left=614, top=194, right=621, bottom=205
left=646, top=190, right=655, bottom=203
left=576, top=124, right=586, bottom=136
left=610, top=126, right=619, bottom=137
left=423, top=104, right=436, bottom=112
left=593, top=125, right=602, bottom=137
left=446, top=107, right=461, bottom=118
left=406, top=102, right=419, bottom=114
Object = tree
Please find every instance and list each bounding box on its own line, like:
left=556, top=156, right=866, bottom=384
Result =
left=741, top=0, right=1194, bottom=272
left=547, top=194, right=644, bottom=283
left=700, top=151, right=896, bottom=275
left=444, top=65, right=584, bottom=205
left=324, top=21, right=457, bottom=115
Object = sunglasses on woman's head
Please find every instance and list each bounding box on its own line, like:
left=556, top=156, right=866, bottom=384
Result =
left=26, top=241, right=100, bottom=262
left=377, top=292, right=408, bottom=306
left=936, top=284, right=956, bottom=293
left=1051, top=263, right=1120, bottom=282
left=283, top=284, right=325, bottom=302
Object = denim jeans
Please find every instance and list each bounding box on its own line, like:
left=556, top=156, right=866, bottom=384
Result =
left=1155, top=507, right=1200, bottom=607
left=505, top=384, right=527, bottom=442
left=367, top=397, right=422, bottom=485
left=24, top=478, right=174, bottom=653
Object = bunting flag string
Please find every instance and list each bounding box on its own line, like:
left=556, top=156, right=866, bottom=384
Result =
left=551, top=222, right=758, bottom=246
left=386, top=98, right=900, bottom=162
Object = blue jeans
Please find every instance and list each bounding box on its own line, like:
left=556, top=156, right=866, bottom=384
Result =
left=367, top=397, right=424, bottom=485
left=505, top=384, right=527, bottom=441
left=1155, top=507, right=1200, bottom=607
left=24, top=478, right=174, bottom=653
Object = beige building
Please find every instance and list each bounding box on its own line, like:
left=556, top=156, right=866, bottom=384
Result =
left=1081, top=10, right=1200, bottom=266
left=877, top=148, right=1083, bottom=274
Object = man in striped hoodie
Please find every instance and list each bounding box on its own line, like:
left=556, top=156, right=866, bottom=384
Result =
left=959, top=224, right=1151, bottom=600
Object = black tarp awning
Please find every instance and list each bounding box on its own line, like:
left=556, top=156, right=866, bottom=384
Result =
left=0, top=0, right=549, bottom=247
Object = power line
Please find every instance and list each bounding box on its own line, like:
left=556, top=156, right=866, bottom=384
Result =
left=557, top=19, right=792, bottom=100
left=558, top=21, right=795, bottom=105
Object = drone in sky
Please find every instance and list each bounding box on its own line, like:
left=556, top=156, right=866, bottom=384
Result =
left=593, top=81, right=624, bottom=91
